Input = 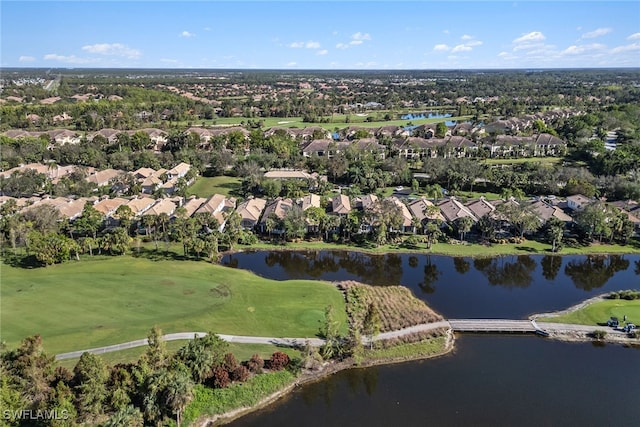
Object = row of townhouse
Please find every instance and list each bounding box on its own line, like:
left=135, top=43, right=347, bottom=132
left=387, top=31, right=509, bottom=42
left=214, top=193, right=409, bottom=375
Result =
left=1, top=192, right=236, bottom=232
left=3, top=122, right=567, bottom=159
left=0, top=162, right=192, bottom=196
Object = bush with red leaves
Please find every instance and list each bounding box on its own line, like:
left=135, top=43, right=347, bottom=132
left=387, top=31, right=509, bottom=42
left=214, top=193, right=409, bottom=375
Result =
left=266, top=351, right=290, bottom=371
left=211, top=366, right=230, bottom=388
left=231, top=365, right=250, bottom=382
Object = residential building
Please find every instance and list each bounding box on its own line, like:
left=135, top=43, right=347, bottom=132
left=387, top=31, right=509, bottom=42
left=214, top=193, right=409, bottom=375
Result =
left=236, top=198, right=267, bottom=230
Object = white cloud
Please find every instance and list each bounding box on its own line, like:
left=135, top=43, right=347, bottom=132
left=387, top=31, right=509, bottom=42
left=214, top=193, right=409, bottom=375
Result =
left=289, top=41, right=321, bottom=49
left=513, top=31, right=546, bottom=44
left=451, top=44, right=472, bottom=53
left=466, top=40, right=483, bottom=47
left=442, top=29, right=450, bottom=35
left=81, top=43, right=141, bottom=58
left=286, top=61, right=297, bottom=67
left=497, top=51, right=511, bottom=58
left=461, top=34, right=474, bottom=40
left=317, top=49, right=328, bottom=56
left=611, top=43, right=640, bottom=54
left=336, top=43, right=348, bottom=50
left=18, top=55, right=35, bottom=62
left=43, top=54, right=95, bottom=64
left=561, top=43, right=606, bottom=55
left=581, top=27, right=612, bottom=39
left=179, top=31, right=195, bottom=38
left=627, top=33, right=640, bottom=40
left=160, top=58, right=179, bottom=63
left=350, top=40, right=363, bottom=46
left=433, top=44, right=450, bottom=52
left=351, top=32, right=371, bottom=41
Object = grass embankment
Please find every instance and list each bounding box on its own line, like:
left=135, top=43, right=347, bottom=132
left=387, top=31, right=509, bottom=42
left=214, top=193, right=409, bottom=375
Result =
left=186, top=175, right=242, bottom=198
left=539, top=298, right=640, bottom=326
left=182, top=370, right=296, bottom=426
left=244, top=238, right=640, bottom=257
left=364, top=336, right=448, bottom=362
left=1, top=257, right=347, bottom=355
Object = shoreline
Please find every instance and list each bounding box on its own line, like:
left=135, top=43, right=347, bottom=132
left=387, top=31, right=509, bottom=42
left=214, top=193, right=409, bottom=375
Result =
left=530, top=293, right=640, bottom=345
left=220, top=240, right=640, bottom=260
left=196, top=329, right=456, bottom=427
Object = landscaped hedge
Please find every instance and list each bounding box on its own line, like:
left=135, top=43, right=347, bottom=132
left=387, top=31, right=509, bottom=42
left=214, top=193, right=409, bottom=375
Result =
left=608, top=290, right=640, bottom=300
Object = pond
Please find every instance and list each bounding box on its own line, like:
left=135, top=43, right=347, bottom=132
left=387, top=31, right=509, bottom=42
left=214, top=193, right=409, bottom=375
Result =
left=220, top=251, right=640, bottom=318
left=219, top=251, right=640, bottom=426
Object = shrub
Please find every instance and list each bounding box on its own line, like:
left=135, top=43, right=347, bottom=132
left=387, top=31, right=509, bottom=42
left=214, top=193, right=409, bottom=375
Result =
left=245, top=354, right=264, bottom=374
left=231, top=365, right=250, bottom=382
left=211, top=366, right=230, bottom=388
left=267, top=352, right=290, bottom=371
left=591, top=329, right=607, bottom=340
left=222, top=352, right=239, bottom=372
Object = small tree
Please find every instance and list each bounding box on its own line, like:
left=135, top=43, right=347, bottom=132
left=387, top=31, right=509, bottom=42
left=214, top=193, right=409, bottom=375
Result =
left=362, top=302, right=381, bottom=350
left=245, top=354, right=264, bottom=374
left=211, top=366, right=230, bottom=389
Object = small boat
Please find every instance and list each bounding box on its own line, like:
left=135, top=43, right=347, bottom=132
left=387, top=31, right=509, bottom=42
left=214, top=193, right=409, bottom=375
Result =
left=535, top=329, right=550, bottom=337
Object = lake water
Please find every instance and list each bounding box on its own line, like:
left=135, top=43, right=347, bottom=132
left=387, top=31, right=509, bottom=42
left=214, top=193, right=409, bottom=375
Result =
left=220, top=251, right=640, bottom=426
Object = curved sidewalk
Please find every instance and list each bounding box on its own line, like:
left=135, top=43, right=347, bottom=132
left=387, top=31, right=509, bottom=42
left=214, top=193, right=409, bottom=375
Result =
left=55, top=321, right=451, bottom=361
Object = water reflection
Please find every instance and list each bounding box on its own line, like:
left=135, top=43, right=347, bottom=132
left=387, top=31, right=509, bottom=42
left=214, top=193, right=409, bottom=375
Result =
left=221, top=250, right=640, bottom=318
left=453, top=257, right=471, bottom=274
left=564, top=255, right=630, bottom=290
left=473, top=255, right=537, bottom=288
left=540, top=255, right=562, bottom=281
left=419, top=256, right=440, bottom=294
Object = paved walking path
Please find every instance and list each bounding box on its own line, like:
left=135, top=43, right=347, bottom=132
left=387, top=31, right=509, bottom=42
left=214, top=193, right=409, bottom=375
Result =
left=54, top=319, right=627, bottom=360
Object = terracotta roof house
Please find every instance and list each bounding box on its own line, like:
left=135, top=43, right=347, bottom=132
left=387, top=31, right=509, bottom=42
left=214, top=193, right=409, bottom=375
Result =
left=408, top=197, right=444, bottom=223
left=464, top=198, right=496, bottom=219
left=527, top=200, right=573, bottom=224
left=236, top=197, right=267, bottom=229
left=86, top=169, right=124, bottom=188
left=48, top=129, right=81, bottom=145
left=331, top=194, right=351, bottom=216
left=259, top=197, right=295, bottom=234
left=57, top=197, right=92, bottom=221
left=386, top=196, right=415, bottom=233
left=350, top=138, right=387, bottom=159
left=126, top=197, right=156, bottom=216
left=300, top=194, right=321, bottom=211
left=133, top=167, right=156, bottom=180
left=301, top=139, right=347, bottom=158
left=194, top=194, right=227, bottom=216
left=437, top=197, right=477, bottom=223
left=355, top=194, right=379, bottom=211
left=143, top=199, right=177, bottom=217
left=181, top=196, right=207, bottom=218
left=566, top=194, right=592, bottom=211
left=167, top=162, right=191, bottom=180
left=93, top=197, right=128, bottom=217
left=91, top=128, right=121, bottom=143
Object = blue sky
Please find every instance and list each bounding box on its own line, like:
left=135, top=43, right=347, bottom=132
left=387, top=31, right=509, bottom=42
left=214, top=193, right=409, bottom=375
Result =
left=2, top=1, right=639, bottom=69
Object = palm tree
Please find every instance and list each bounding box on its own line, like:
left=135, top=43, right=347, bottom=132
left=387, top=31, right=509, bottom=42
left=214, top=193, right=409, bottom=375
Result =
left=454, top=216, right=474, bottom=242
left=163, top=369, right=194, bottom=427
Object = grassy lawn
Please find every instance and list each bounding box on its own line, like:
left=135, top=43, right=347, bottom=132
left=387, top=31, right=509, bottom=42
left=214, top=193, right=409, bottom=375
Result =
left=187, top=175, right=242, bottom=198
left=1, top=257, right=347, bottom=355
left=481, top=157, right=563, bottom=165
left=539, top=299, right=640, bottom=326
left=56, top=341, right=299, bottom=370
